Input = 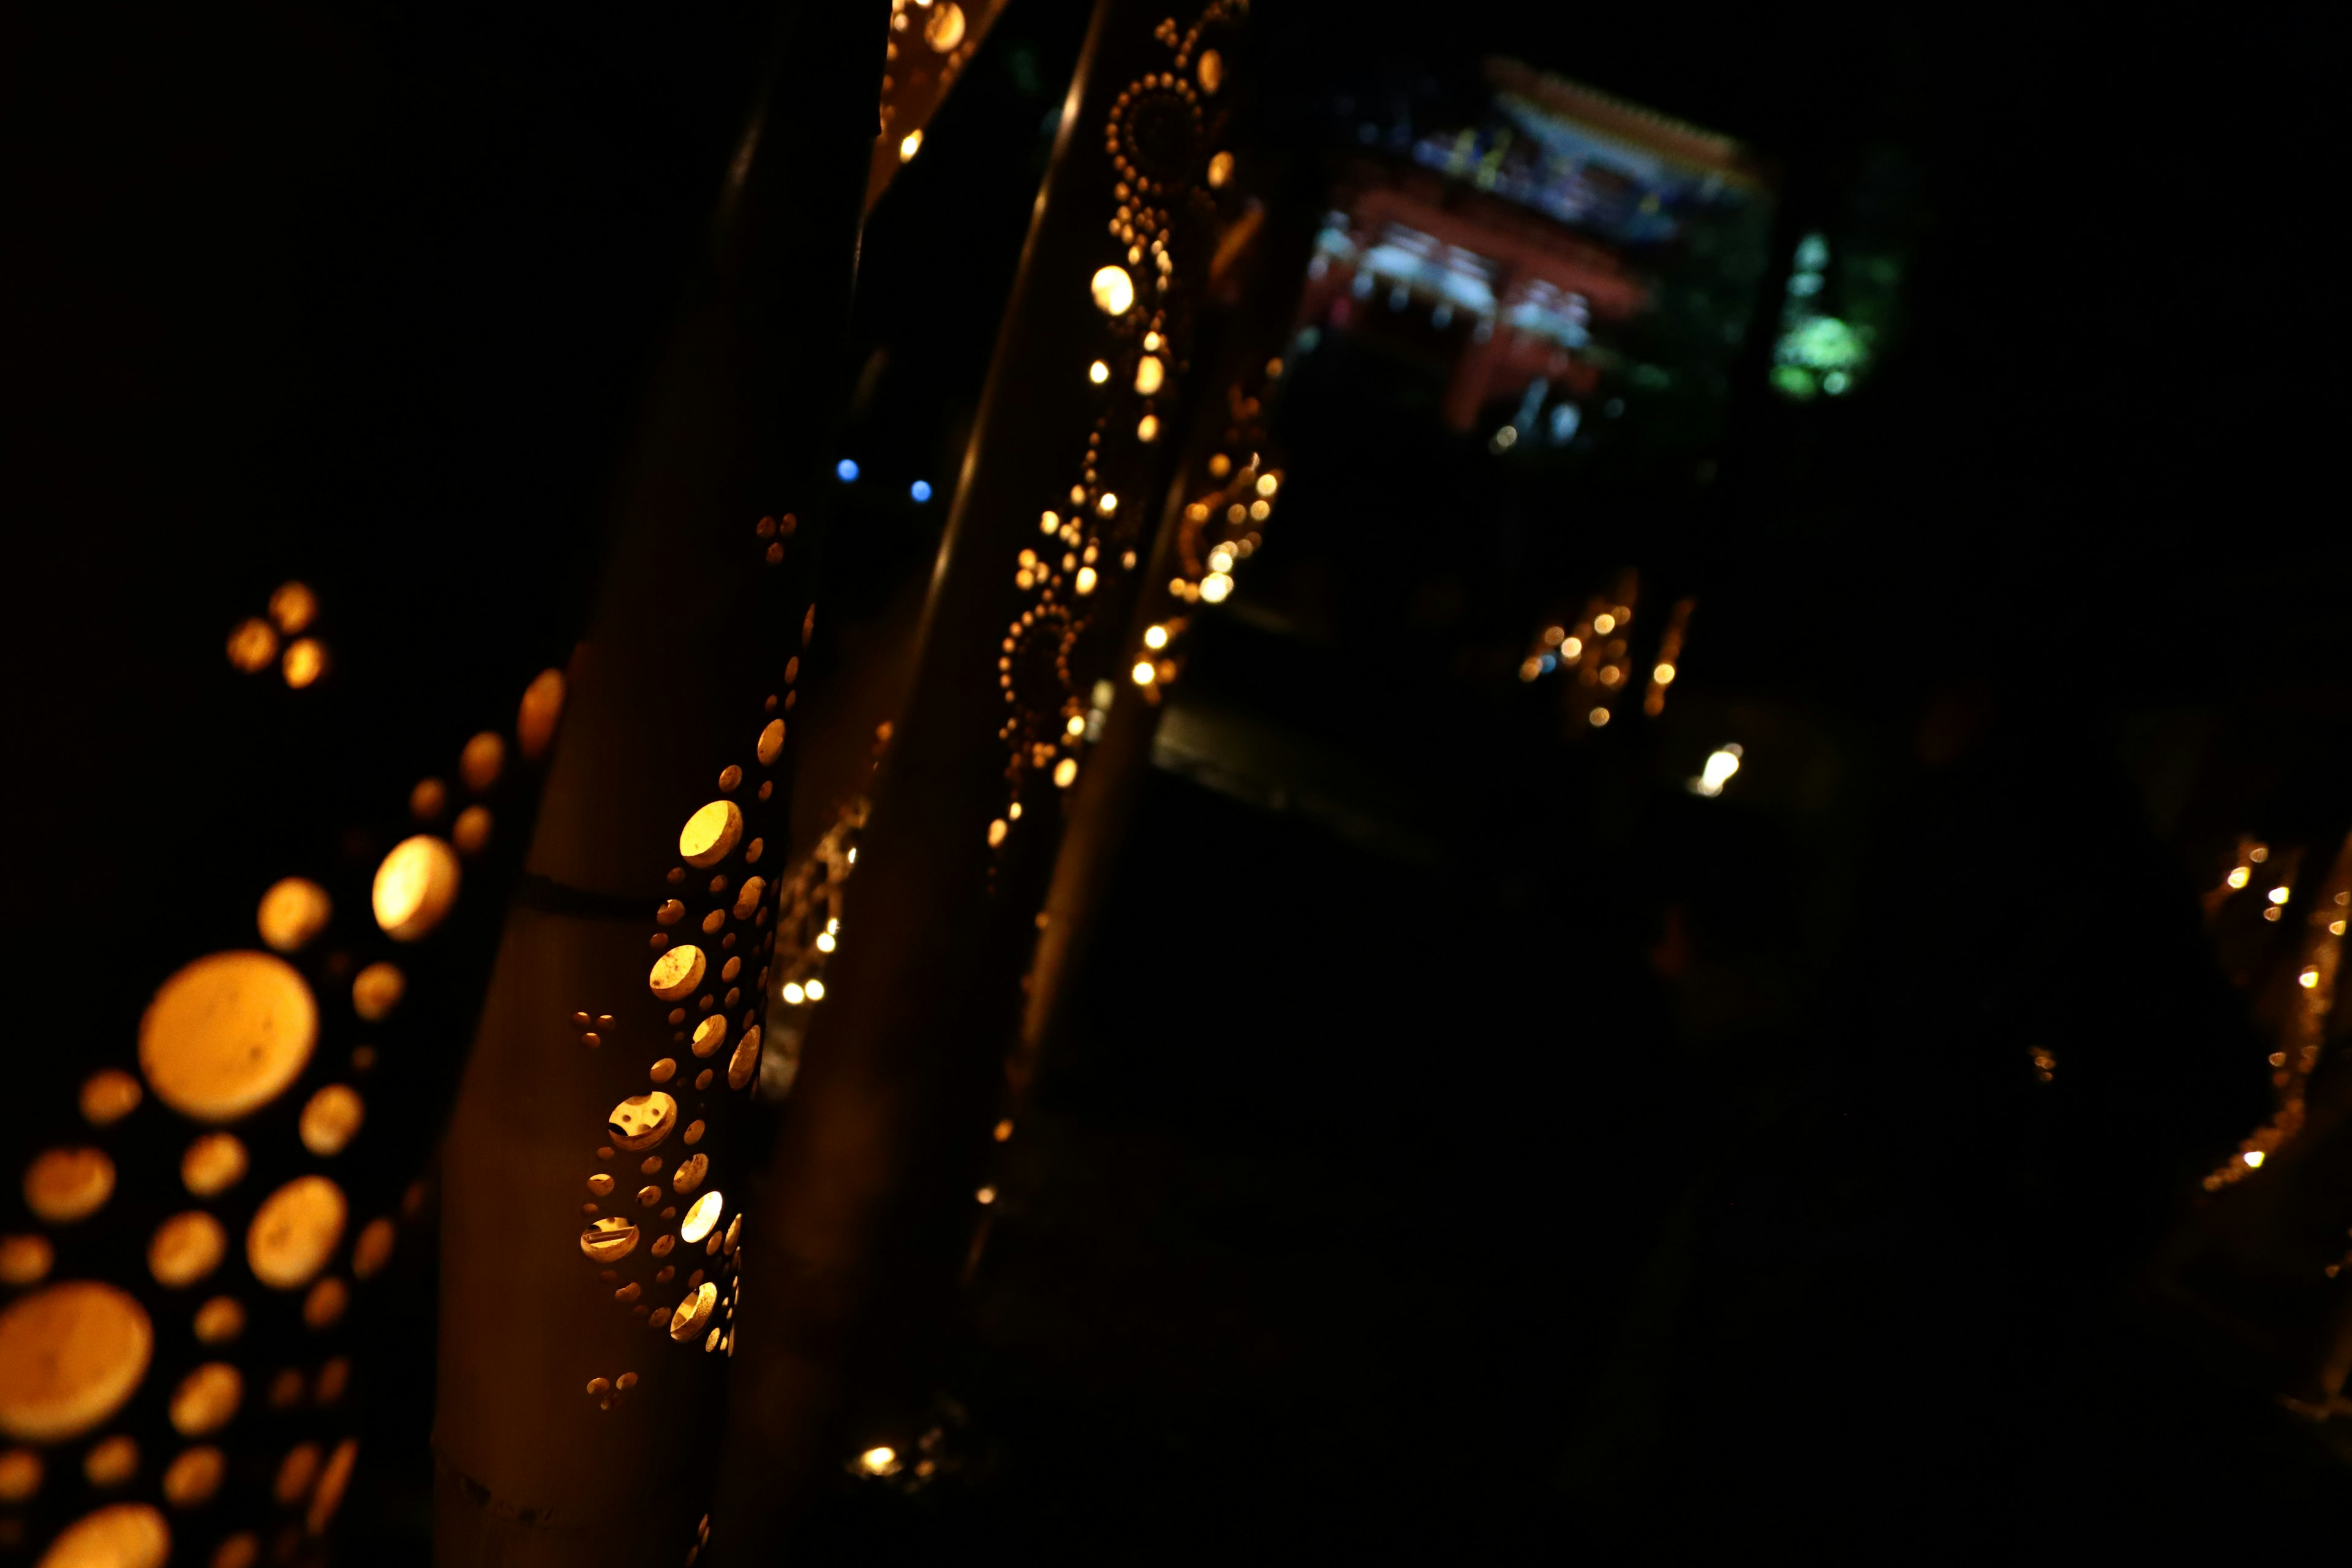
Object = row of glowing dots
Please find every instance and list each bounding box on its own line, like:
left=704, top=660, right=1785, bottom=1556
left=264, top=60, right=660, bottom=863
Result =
left=2214, top=855, right=2348, bottom=1182
left=0, top=1434, right=358, bottom=1568
left=577, top=772, right=777, bottom=1357
left=1128, top=469, right=1280, bottom=692
left=2218, top=843, right=2343, bottom=932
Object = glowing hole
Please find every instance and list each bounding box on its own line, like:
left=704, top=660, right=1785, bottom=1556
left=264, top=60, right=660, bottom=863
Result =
left=24, top=1148, right=114, bottom=1224
left=372, top=836, right=461, bottom=941
left=668, top=1281, right=719, bottom=1341
left=148, top=1213, right=227, bottom=1289
left=351, top=962, right=404, bottom=1022
left=255, top=878, right=331, bottom=953
left=181, top=1134, right=247, bottom=1198
left=0, top=1283, right=153, bottom=1443
left=140, top=952, right=317, bottom=1123
left=728, top=1028, right=763, bottom=1091
left=298, top=1086, right=364, bottom=1158
left=1090, top=265, right=1136, bottom=315
left=649, top=944, right=707, bottom=1001
left=580, top=1218, right=640, bottom=1264
left=680, top=1192, right=725, bottom=1245
left=607, top=1093, right=680, bottom=1153
left=168, top=1362, right=241, bottom=1438
left=680, top=801, right=745, bottom=868
left=518, top=668, right=567, bottom=760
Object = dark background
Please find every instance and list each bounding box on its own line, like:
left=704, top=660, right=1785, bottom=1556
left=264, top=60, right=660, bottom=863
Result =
left=6, top=0, right=2347, bottom=1559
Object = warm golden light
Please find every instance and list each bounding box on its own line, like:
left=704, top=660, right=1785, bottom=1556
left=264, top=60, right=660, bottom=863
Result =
left=2244, top=1150, right=2266, bottom=1168
left=247, top=1175, right=345, bottom=1290
left=226, top=618, right=277, bottom=673
left=692, top=1015, right=729, bottom=1059
left=1207, top=150, right=1234, bottom=188
left=298, top=1085, right=364, bottom=1158
left=1133, top=662, right=1156, bottom=685
left=2250, top=846, right=2270, bottom=863
left=1137, top=414, right=1159, bottom=442
left=2269, top=886, right=2291, bottom=905
left=1692, top=745, right=1743, bottom=797
left=137, top=951, right=318, bottom=1126
left=1135, top=355, right=1164, bottom=395
left=804, top=978, right=826, bottom=1000
left=148, top=1212, right=228, bottom=1289
left=648, top=944, right=706, bottom=1001
left=24, top=1149, right=113, bottom=1224
left=2226, top=866, right=2250, bottom=889
left=1143, top=624, right=1168, bottom=650
left=1097, top=491, right=1118, bottom=515
left=308, top=1439, right=358, bottom=1534
left=1593, top=613, right=1616, bottom=635
left=680, top=1191, right=724, bottom=1245
left=680, top=799, right=745, bottom=867
left=517, top=667, right=566, bottom=760
left=180, top=1134, right=246, bottom=1198
left=1064, top=715, right=1086, bottom=738
left=459, top=731, right=503, bottom=793
left=669, top=1281, right=719, bottom=1344
left=371, top=835, right=461, bottom=941
left=2302, top=969, right=2321, bottom=989
left=256, top=878, right=331, bottom=953
left=281, top=638, right=326, bottom=688
left=1199, top=573, right=1232, bottom=603
left=758, top=718, right=786, bottom=766
left=1090, top=265, right=1136, bottom=314
left=1089, top=360, right=1110, bottom=385
left=1053, top=758, right=1078, bottom=788
left=0, top=1236, right=52, bottom=1287
left=858, top=1446, right=901, bottom=1477
left=728, top=1028, right=763, bottom=1090
left=79, top=1071, right=141, bottom=1127
left=899, top=129, right=924, bottom=163
left=268, top=581, right=317, bottom=635
left=923, top=0, right=965, bottom=50
left=1197, top=47, right=1223, bottom=91
left=1518, top=658, right=1542, bottom=683
left=83, top=1433, right=137, bottom=1487
left=452, top=804, right=492, bottom=855
left=32, top=1503, right=168, bottom=1568
left=168, top=1363, right=240, bottom=1436
left=191, top=1297, right=243, bottom=1344
left=0, top=1283, right=153, bottom=1443
left=163, top=1444, right=225, bottom=1508
left=976, top=1186, right=997, bottom=1205
left=352, top=1218, right=395, bottom=1280
left=606, top=1093, right=679, bottom=1153
left=579, top=1218, right=639, bottom=1264
left=1076, top=566, right=1099, bottom=594
left=1654, top=662, right=1677, bottom=684
left=1589, top=707, right=1611, bottom=726
left=1256, top=473, right=1278, bottom=497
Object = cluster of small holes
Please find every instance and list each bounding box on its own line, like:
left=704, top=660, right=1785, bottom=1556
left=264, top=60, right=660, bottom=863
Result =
left=0, top=651, right=567, bottom=1561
